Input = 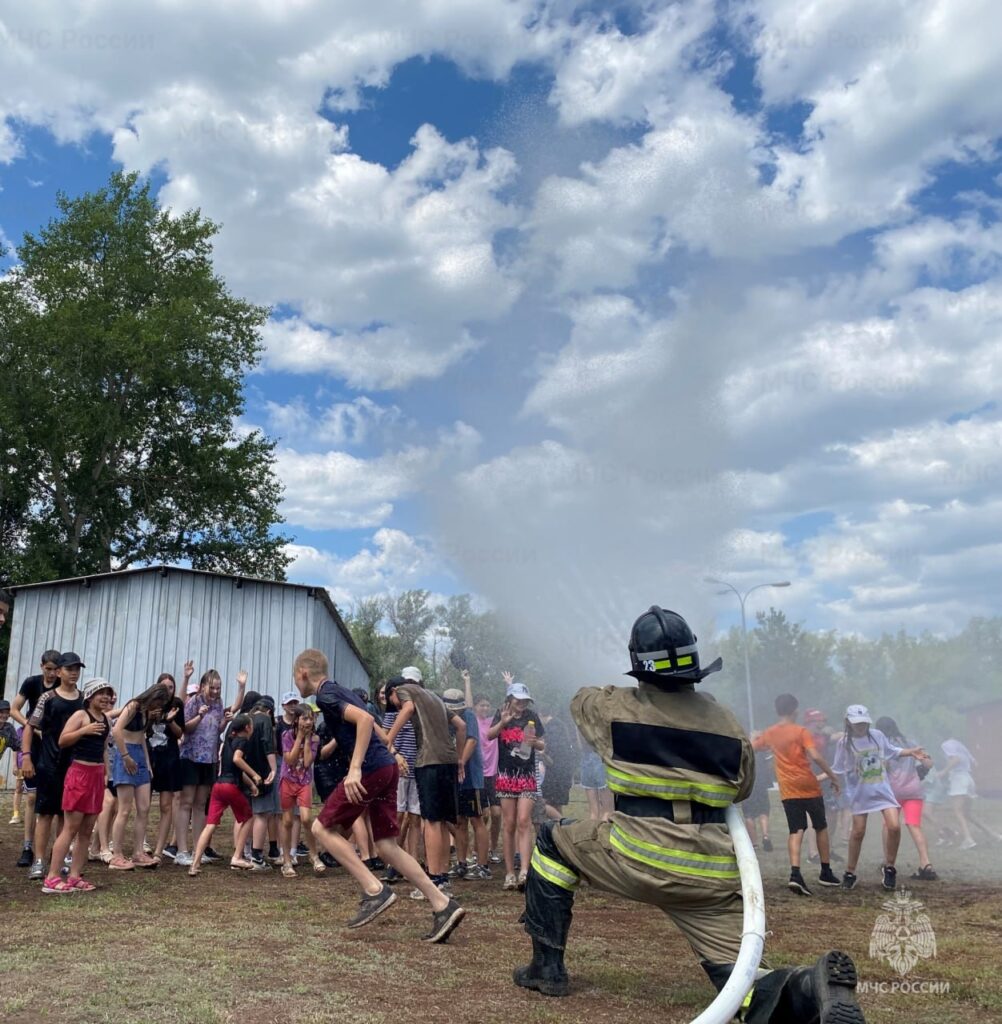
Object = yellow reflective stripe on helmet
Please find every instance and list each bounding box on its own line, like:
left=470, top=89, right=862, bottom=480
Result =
left=605, top=766, right=738, bottom=807
left=653, top=658, right=673, bottom=670
left=675, top=655, right=693, bottom=666
left=609, top=824, right=740, bottom=880
left=530, top=847, right=579, bottom=891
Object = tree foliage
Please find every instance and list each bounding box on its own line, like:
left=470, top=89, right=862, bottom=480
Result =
left=0, top=172, right=290, bottom=584
left=711, top=609, right=1002, bottom=744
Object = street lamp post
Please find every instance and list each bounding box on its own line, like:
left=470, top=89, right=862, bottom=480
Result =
left=704, top=578, right=791, bottom=732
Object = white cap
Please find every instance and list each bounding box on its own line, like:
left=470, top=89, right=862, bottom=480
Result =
left=508, top=682, right=533, bottom=702
left=281, top=690, right=300, bottom=706
left=401, top=666, right=423, bottom=683
left=845, top=704, right=871, bottom=724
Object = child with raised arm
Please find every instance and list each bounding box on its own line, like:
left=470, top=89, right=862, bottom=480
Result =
left=383, top=675, right=467, bottom=895
left=833, top=704, right=926, bottom=891
left=149, top=669, right=188, bottom=862
left=188, top=714, right=259, bottom=876
left=174, top=668, right=247, bottom=867
left=488, top=679, right=545, bottom=891
left=294, top=649, right=465, bottom=942
left=43, top=680, right=116, bottom=894
left=279, top=703, right=325, bottom=877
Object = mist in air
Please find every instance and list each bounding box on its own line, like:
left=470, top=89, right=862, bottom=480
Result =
left=435, top=285, right=746, bottom=688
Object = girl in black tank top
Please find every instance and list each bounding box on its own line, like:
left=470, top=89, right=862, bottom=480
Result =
left=72, top=710, right=110, bottom=762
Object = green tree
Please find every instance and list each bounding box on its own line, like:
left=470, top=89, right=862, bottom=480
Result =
left=714, top=608, right=836, bottom=728
left=0, top=171, right=290, bottom=582
left=384, top=590, right=436, bottom=670
left=343, top=597, right=397, bottom=686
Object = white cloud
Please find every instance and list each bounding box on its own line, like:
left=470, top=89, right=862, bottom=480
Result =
left=264, top=395, right=402, bottom=448
left=260, top=318, right=479, bottom=391
left=276, top=420, right=480, bottom=530
left=548, top=2, right=716, bottom=126
left=4, top=0, right=1002, bottom=643
left=286, top=527, right=437, bottom=607
left=744, top=0, right=1002, bottom=232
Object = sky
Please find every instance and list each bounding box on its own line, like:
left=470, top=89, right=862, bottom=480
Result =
left=2, top=1, right=1000, bottom=670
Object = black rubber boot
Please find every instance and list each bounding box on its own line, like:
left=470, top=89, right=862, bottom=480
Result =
left=513, top=939, right=570, bottom=997
left=782, top=951, right=865, bottom=1024
left=703, top=951, right=865, bottom=1024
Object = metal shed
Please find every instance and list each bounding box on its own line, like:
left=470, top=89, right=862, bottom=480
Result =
left=2, top=566, right=370, bottom=706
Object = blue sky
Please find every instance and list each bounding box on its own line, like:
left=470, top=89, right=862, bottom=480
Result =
left=2, top=1, right=1000, bottom=662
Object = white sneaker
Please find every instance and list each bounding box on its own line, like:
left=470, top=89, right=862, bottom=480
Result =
left=410, top=888, right=427, bottom=901
left=959, top=838, right=977, bottom=850
left=8, top=814, right=21, bottom=825
left=175, top=852, right=194, bottom=866
left=503, top=873, right=518, bottom=891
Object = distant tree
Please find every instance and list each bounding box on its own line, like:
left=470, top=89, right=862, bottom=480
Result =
left=0, top=171, right=290, bottom=582
left=343, top=597, right=398, bottom=687
left=384, top=590, right=436, bottom=670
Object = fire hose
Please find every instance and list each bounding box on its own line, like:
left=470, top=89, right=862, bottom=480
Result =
left=688, top=804, right=767, bottom=1024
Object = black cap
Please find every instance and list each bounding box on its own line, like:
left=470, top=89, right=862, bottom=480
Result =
left=57, top=652, right=86, bottom=668
left=0, top=699, right=11, bottom=712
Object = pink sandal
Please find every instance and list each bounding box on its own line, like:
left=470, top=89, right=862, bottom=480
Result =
left=108, top=856, right=135, bottom=870
left=42, top=876, right=75, bottom=895
left=67, top=876, right=97, bottom=892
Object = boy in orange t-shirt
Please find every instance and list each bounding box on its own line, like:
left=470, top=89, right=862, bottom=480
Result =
left=754, top=693, right=841, bottom=895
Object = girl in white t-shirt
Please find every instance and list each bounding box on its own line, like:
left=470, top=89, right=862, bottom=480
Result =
left=832, top=704, right=924, bottom=892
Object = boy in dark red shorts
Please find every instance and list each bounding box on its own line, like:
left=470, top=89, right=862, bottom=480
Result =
left=189, top=714, right=259, bottom=875
left=293, top=648, right=465, bottom=942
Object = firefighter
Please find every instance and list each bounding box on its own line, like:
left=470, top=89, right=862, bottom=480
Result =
left=514, top=606, right=865, bottom=1024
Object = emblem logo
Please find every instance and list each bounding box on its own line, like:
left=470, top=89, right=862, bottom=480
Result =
left=869, top=888, right=937, bottom=977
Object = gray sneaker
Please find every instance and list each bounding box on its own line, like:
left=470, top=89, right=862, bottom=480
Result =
left=29, top=858, right=46, bottom=880
left=422, top=898, right=466, bottom=943
left=348, top=885, right=397, bottom=929
left=174, top=852, right=194, bottom=867
left=250, top=857, right=272, bottom=872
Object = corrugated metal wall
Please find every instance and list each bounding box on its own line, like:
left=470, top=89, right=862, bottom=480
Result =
left=2, top=569, right=369, bottom=707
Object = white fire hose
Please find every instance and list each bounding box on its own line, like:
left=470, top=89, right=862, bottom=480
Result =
left=688, top=804, right=767, bottom=1024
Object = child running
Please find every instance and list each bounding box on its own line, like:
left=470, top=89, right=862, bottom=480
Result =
left=753, top=693, right=841, bottom=895
left=279, top=703, right=325, bottom=877
left=293, top=648, right=465, bottom=941
left=832, top=704, right=926, bottom=891
left=188, top=714, right=259, bottom=875
left=43, top=679, right=116, bottom=894
left=875, top=716, right=937, bottom=880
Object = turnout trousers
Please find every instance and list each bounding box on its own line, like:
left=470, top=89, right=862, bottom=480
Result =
left=524, top=819, right=797, bottom=1022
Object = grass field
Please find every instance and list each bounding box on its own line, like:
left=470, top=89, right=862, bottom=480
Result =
left=1, top=789, right=1000, bottom=1024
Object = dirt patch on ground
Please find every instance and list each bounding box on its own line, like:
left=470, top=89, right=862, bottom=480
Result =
left=3, top=798, right=1001, bottom=1024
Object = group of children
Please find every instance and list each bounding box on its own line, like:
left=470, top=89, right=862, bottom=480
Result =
left=6, top=642, right=993, bottom=930
left=746, top=694, right=997, bottom=896
left=2, top=642, right=578, bottom=943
